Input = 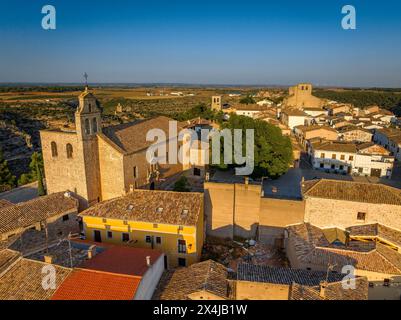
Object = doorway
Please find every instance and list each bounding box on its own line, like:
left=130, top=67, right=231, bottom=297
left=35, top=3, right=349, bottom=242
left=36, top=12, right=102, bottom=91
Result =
left=94, top=230, right=102, bottom=243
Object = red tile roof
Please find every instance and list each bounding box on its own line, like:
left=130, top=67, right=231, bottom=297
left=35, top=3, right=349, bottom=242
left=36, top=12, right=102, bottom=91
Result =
left=80, top=246, right=162, bottom=276
left=51, top=269, right=141, bottom=300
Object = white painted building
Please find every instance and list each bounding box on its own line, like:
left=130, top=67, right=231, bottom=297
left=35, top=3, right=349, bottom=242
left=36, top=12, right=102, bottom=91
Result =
left=309, top=141, right=393, bottom=178
left=373, top=128, right=401, bottom=161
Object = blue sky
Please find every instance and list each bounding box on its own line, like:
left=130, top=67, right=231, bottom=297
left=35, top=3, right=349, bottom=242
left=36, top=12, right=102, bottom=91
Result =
left=0, top=0, right=401, bottom=86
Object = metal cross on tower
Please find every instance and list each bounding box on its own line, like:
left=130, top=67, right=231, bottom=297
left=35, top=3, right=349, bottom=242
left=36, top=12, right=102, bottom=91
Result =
left=83, top=72, right=88, bottom=87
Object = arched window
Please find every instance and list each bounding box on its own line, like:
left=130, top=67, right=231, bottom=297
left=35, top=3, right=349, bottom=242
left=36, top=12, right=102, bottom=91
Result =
left=51, top=141, right=58, bottom=157
left=66, top=143, right=73, bottom=159
left=84, top=118, right=90, bottom=134
left=88, top=103, right=92, bottom=113
left=92, top=118, right=98, bottom=133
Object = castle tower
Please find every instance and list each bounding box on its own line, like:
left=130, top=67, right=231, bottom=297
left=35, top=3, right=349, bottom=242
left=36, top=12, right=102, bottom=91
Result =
left=211, top=96, right=222, bottom=111
left=74, top=86, right=102, bottom=207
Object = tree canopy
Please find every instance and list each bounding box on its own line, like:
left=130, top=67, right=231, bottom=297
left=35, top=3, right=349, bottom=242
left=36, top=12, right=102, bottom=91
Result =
left=18, top=152, right=46, bottom=195
left=239, top=95, right=256, bottom=105
left=218, top=114, right=293, bottom=179
left=0, top=148, right=16, bottom=189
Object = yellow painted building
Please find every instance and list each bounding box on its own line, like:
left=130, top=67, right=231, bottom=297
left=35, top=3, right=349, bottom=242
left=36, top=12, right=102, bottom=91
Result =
left=79, top=189, right=204, bottom=268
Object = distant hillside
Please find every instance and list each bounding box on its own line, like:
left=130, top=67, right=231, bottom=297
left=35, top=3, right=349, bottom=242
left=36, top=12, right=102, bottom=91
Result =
left=314, top=89, right=401, bottom=115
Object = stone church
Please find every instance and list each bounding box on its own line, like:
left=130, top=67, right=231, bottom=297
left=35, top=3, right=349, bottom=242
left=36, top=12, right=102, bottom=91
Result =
left=40, top=87, right=186, bottom=209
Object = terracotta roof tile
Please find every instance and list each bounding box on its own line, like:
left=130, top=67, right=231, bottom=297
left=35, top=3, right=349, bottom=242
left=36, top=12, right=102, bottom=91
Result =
left=302, top=179, right=401, bottom=205
left=153, top=260, right=228, bottom=300
left=0, top=192, right=78, bottom=235
left=51, top=269, right=140, bottom=300
left=287, top=223, right=401, bottom=275
left=0, top=258, right=71, bottom=300
left=81, top=246, right=162, bottom=276
left=289, top=278, right=369, bottom=300
left=79, top=189, right=202, bottom=226
left=102, top=116, right=184, bottom=154
left=237, top=264, right=343, bottom=286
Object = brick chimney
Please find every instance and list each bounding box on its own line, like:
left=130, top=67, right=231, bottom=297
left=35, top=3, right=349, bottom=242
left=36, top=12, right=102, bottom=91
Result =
left=44, top=255, right=54, bottom=264
left=319, top=281, right=328, bottom=299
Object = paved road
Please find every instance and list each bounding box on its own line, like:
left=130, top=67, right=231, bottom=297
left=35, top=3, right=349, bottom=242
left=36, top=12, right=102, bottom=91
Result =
left=0, top=181, right=38, bottom=204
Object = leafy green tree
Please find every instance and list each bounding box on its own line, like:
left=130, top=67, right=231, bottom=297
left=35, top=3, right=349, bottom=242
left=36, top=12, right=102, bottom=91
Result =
left=239, top=95, right=256, bottom=105
left=0, top=148, right=16, bottom=188
left=218, top=114, right=293, bottom=179
left=18, top=152, right=46, bottom=195
left=173, top=176, right=190, bottom=192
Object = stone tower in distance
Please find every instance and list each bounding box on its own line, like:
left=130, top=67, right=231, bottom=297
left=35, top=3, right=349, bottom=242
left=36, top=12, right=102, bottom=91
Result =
left=211, top=96, right=222, bottom=111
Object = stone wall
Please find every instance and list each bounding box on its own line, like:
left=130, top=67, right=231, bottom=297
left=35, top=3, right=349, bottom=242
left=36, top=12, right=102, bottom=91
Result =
left=40, top=130, right=89, bottom=208
left=259, top=198, right=305, bottom=245
left=204, top=182, right=261, bottom=240
left=304, top=197, right=401, bottom=231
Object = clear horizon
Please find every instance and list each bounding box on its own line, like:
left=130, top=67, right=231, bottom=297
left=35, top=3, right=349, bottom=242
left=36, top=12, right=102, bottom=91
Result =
left=1, top=0, right=401, bottom=87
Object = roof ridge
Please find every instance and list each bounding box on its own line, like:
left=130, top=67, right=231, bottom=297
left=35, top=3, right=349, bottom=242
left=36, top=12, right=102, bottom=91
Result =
left=75, top=268, right=143, bottom=280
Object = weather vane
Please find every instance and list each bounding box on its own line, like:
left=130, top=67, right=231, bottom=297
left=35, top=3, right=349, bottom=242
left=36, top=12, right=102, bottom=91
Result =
left=83, top=72, right=88, bottom=87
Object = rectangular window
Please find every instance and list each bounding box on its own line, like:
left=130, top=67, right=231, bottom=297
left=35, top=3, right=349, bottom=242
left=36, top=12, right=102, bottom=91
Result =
left=153, top=223, right=158, bottom=228
left=320, top=153, right=325, bottom=158
left=156, top=236, right=161, bottom=244
left=122, top=233, right=129, bottom=242
left=62, top=214, right=69, bottom=221
left=178, top=239, right=187, bottom=253
left=107, top=231, right=113, bottom=239
left=320, top=163, right=324, bottom=168
left=349, top=155, right=354, bottom=161
left=146, top=235, right=152, bottom=243
left=133, top=166, right=138, bottom=178
left=357, top=212, right=366, bottom=221
left=193, top=167, right=201, bottom=176
left=383, top=279, right=390, bottom=287
left=332, top=154, right=336, bottom=159
left=340, top=155, right=345, bottom=160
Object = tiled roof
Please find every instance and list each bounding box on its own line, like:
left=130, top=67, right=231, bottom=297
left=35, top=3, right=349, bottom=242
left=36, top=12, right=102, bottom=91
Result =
left=153, top=260, right=228, bottom=300
left=51, top=269, right=140, bottom=300
left=80, top=246, right=162, bottom=277
left=233, top=104, right=267, bottom=111
left=338, top=126, right=371, bottom=134
left=287, top=223, right=401, bottom=275
left=0, top=249, right=20, bottom=275
left=294, top=125, right=337, bottom=133
left=0, top=192, right=78, bottom=234
left=102, top=116, right=184, bottom=154
left=282, top=108, right=308, bottom=116
left=0, top=199, right=13, bottom=209
left=312, top=141, right=357, bottom=153
left=237, top=264, right=343, bottom=286
left=79, top=189, right=203, bottom=226
left=0, top=258, right=71, bottom=300
left=302, top=179, right=401, bottom=205
left=289, top=277, right=369, bottom=300
left=346, top=223, right=401, bottom=247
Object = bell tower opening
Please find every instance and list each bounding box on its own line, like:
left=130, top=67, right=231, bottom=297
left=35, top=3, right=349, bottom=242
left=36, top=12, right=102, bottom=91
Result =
left=75, top=86, right=102, bottom=140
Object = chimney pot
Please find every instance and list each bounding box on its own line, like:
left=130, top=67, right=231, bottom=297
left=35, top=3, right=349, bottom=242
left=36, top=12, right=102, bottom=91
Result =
left=88, top=245, right=97, bottom=259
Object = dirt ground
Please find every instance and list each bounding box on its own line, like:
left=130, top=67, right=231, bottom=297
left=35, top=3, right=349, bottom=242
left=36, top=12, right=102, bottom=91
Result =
left=201, top=236, right=289, bottom=271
